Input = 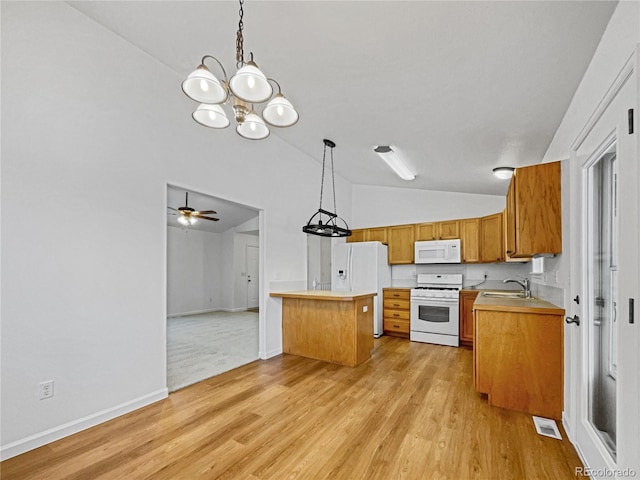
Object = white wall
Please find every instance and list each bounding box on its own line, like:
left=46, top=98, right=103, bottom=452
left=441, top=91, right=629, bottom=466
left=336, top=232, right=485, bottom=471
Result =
left=0, top=2, right=351, bottom=458
left=351, top=184, right=506, bottom=228
left=167, top=226, right=223, bottom=316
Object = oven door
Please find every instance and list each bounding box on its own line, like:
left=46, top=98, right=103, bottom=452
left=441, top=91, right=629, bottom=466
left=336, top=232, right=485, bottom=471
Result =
left=410, top=298, right=459, bottom=336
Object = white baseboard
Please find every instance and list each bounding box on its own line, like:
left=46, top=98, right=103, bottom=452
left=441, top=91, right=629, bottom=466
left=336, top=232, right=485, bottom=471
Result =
left=168, top=308, right=220, bottom=317
left=0, top=388, right=168, bottom=461
left=260, top=347, right=282, bottom=360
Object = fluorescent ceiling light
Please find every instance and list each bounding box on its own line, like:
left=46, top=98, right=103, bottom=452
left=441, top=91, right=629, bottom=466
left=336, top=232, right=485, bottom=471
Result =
left=373, top=146, right=415, bottom=181
left=492, top=167, right=515, bottom=179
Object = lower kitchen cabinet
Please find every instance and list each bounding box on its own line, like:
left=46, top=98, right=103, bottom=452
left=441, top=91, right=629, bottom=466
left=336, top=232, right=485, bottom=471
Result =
left=474, top=305, right=564, bottom=419
left=459, top=290, right=479, bottom=347
left=383, top=288, right=410, bottom=338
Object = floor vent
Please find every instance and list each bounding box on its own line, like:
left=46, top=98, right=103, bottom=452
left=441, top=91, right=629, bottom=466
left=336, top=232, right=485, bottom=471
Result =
left=533, top=416, right=562, bottom=440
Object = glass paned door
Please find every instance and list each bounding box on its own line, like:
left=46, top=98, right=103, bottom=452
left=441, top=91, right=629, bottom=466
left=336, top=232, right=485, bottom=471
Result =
left=587, top=145, right=618, bottom=460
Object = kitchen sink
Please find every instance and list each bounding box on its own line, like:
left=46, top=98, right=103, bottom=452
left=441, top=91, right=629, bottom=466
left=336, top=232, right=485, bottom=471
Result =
left=480, top=291, right=532, bottom=299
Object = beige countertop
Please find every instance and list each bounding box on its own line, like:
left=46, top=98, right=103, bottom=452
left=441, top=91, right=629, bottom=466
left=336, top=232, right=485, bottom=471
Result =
left=270, top=290, right=377, bottom=301
left=473, top=292, right=564, bottom=315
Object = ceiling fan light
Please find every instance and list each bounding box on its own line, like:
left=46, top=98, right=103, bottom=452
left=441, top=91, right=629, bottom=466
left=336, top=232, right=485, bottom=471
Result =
left=229, top=61, right=273, bottom=103
left=182, top=65, right=228, bottom=104
left=236, top=111, right=270, bottom=140
left=262, top=93, right=299, bottom=127
left=373, top=146, right=415, bottom=181
left=192, top=104, right=230, bottom=129
left=493, top=167, right=515, bottom=179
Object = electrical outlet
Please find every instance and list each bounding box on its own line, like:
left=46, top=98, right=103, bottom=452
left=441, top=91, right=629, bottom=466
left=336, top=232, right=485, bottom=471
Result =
left=39, top=380, right=54, bottom=400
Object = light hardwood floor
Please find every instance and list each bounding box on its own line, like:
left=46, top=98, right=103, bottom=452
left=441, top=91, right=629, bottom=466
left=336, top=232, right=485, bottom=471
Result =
left=1, top=337, right=583, bottom=479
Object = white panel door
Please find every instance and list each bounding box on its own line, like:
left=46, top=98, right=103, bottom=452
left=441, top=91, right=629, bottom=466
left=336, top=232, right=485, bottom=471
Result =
left=570, top=54, right=638, bottom=477
left=246, top=245, right=259, bottom=309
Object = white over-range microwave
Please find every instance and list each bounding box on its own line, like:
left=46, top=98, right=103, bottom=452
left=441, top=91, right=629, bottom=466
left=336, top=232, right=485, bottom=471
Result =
left=414, top=239, right=461, bottom=264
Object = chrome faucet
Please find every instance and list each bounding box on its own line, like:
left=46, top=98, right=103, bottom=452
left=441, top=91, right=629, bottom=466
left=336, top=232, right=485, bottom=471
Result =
left=503, top=278, right=531, bottom=298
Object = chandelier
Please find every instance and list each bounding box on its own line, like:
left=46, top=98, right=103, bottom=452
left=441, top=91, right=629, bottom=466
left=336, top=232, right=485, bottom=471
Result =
left=181, top=0, right=299, bottom=140
left=303, top=139, right=352, bottom=238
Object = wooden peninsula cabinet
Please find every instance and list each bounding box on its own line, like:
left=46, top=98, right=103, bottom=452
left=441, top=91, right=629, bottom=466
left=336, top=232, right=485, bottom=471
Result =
left=383, top=288, right=411, bottom=337
left=459, top=290, right=479, bottom=347
left=473, top=294, right=564, bottom=419
left=270, top=290, right=376, bottom=367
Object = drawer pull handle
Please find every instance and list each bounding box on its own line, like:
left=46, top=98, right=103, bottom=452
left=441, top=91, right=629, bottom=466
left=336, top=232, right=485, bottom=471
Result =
left=393, top=314, right=399, bottom=317
left=393, top=303, right=400, bottom=307
left=393, top=324, right=399, bottom=328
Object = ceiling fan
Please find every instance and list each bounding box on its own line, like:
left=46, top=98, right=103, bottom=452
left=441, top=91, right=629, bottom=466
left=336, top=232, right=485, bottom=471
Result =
left=168, top=192, right=219, bottom=226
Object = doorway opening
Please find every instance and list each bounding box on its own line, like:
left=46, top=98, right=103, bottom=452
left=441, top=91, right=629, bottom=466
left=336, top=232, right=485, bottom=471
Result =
left=166, top=184, right=261, bottom=392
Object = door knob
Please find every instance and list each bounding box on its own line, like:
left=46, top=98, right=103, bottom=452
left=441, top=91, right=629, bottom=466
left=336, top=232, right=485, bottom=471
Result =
left=565, top=315, right=580, bottom=326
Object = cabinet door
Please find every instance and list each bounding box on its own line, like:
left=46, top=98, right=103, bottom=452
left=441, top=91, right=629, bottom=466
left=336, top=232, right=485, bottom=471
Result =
left=459, top=291, right=479, bottom=347
left=415, top=222, right=437, bottom=241
left=505, top=179, right=516, bottom=256
left=388, top=225, right=415, bottom=264
left=438, top=220, right=460, bottom=239
left=367, top=227, right=388, bottom=244
left=480, top=212, right=504, bottom=262
left=460, top=218, right=480, bottom=263
left=507, top=161, right=562, bottom=257
left=347, top=229, right=367, bottom=243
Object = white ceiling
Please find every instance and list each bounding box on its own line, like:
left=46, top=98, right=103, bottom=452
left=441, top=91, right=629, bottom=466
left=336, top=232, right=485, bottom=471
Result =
left=167, top=184, right=259, bottom=233
left=69, top=0, right=616, bottom=196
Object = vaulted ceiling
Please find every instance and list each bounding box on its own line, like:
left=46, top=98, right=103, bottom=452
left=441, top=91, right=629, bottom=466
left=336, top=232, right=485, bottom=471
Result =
left=69, top=0, right=616, bottom=196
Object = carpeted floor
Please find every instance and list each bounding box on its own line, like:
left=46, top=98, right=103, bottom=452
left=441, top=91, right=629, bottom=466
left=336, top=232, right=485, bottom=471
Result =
left=167, top=311, right=259, bottom=391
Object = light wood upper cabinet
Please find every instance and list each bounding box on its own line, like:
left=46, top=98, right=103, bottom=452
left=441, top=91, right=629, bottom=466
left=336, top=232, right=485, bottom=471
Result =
left=506, top=161, right=562, bottom=257
left=460, top=218, right=480, bottom=263
left=347, top=229, right=367, bottom=243
left=347, top=227, right=388, bottom=244
left=480, top=212, right=504, bottom=263
left=438, top=220, right=460, bottom=239
left=367, top=227, right=388, bottom=244
left=415, top=220, right=460, bottom=241
left=415, top=222, right=438, bottom=241
left=388, top=224, right=415, bottom=264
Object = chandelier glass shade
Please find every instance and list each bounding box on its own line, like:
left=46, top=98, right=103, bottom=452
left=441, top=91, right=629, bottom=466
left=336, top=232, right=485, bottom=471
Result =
left=303, top=139, right=352, bottom=238
left=181, top=0, right=298, bottom=140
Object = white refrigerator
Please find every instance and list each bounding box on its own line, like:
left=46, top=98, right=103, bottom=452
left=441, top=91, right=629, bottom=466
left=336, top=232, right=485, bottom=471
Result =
left=332, top=241, right=392, bottom=338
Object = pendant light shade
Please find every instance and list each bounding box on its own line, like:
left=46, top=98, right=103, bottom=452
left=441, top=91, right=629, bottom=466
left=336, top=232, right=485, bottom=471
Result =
left=229, top=61, right=273, bottom=103
left=236, top=110, right=270, bottom=140
left=263, top=93, right=299, bottom=127
left=182, top=66, right=228, bottom=104
left=192, top=104, right=230, bottom=129
left=303, top=139, right=352, bottom=238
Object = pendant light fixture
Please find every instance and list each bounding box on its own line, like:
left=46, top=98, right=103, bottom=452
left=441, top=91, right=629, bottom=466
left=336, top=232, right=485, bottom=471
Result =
left=181, top=0, right=299, bottom=140
left=303, top=139, right=352, bottom=238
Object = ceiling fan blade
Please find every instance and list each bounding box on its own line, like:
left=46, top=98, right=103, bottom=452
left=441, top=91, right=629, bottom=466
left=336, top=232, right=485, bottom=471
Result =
left=167, top=206, right=178, bottom=212
left=197, top=216, right=220, bottom=222
left=194, top=210, right=217, bottom=215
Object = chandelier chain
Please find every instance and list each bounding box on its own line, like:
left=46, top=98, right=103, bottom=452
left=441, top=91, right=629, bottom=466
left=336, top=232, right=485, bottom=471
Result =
left=236, top=0, right=245, bottom=68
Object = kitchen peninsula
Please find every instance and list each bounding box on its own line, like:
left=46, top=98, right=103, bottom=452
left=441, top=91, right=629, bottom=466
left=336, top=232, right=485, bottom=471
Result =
left=270, top=290, right=376, bottom=367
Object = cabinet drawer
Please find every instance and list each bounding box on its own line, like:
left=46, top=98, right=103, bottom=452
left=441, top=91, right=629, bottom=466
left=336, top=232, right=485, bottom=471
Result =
left=384, top=309, right=410, bottom=320
left=383, top=299, right=410, bottom=310
left=384, top=318, right=410, bottom=333
left=383, top=289, right=411, bottom=301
